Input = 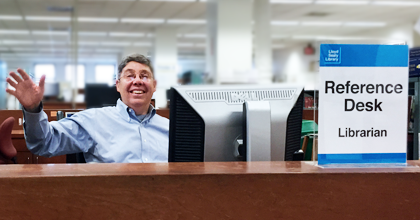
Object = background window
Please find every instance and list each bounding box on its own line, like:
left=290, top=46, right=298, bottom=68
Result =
left=65, top=64, right=85, bottom=88
left=34, top=64, right=55, bottom=83
left=95, top=65, right=115, bottom=86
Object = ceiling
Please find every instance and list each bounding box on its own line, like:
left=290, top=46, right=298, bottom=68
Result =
left=0, top=0, right=420, bottom=63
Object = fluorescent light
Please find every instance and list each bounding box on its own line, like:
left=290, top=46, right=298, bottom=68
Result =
left=0, top=15, right=23, bottom=20
left=270, top=0, right=313, bottom=3
left=120, top=18, right=165, bottom=23
left=109, top=32, right=145, bottom=37
left=101, top=42, right=132, bottom=46
left=372, top=1, right=420, bottom=6
left=316, top=0, right=369, bottom=5
left=38, top=48, right=69, bottom=52
left=78, top=31, right=107, bottom=36
left=32, top=31, right=68, bottom=36
left=292, top=35, right=370, bottom=41
left=301, top=21, right=342, bottom=26
left=78, top=17, right=118, bottom=23
left=11, top=48, right=39, bottom=52
left=182, top=34, right=207, bottom=38
left=344, top=22, right=386, bottom=27
left=78, top=41, right=100, bottom=46
left=35, top=41, right=67, bottom=45
left=0, top=30, right=30, bottom=34
left=142, top=0, right=196, bottom=2
left=25, top=16, right=71, bottom=22
left=147, top=33, right=155, bottom=38
left=2, top=40, right=34, bottom=45
left=95, top=48, right=123, bottom=53
left=271, top=21, right=299, bottom=26
left=167, top=19, right=206, bottom=24
left=177, top=43, right=194, bottom=47
left=133, top=42, right=152, bottom=46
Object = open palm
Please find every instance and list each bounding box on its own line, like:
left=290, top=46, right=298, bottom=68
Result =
left=6, top=68, right=45, bottom=111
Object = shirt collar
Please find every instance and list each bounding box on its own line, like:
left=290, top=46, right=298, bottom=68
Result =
left=116, top=99, right=156, bottom=123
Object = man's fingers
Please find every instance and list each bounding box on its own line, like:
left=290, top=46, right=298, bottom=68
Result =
left=6, top=77, right=17, bottom=88
left=17, top=68, right=31, bottom=81
left=9, top=72, right=23, bottom=83
left=38, top=75, right=46, bottom=92
left=5, top=88, right=16, bottom=96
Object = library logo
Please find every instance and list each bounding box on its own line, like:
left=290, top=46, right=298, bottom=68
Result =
left=324, top=48, right=341, bottom=64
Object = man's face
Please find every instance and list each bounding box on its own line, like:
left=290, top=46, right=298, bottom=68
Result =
left=116, top=61, right=156, bottom=115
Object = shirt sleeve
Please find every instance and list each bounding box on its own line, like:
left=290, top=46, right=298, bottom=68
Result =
left=23, top=107, right=95, bottom=158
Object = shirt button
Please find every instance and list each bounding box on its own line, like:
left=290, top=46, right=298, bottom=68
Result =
left=144, top=158, right=148, bottom=162
left=144, top=139, right=147, bottom=142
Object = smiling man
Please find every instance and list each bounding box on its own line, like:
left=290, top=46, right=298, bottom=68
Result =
left=6, top=54, right=169, bottom=163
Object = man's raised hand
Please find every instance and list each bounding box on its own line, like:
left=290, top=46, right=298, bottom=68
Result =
left=6, top=68, right=45, bottom=112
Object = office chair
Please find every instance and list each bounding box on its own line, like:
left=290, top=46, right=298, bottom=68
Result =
left=0, top=117, right=17, bottom=164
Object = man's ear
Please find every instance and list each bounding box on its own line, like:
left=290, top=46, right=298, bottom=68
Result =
left=153, top=79, right=157, bottom=92
left=116, top=79, right=120, bottom=92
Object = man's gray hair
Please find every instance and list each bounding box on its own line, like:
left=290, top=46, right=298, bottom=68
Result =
left=117, top=54, right=154, bottom=79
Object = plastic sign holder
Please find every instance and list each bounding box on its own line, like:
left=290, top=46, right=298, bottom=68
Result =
left=318, top=44, right=409, bottom=166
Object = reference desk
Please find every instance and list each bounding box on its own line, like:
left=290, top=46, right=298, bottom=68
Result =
left=1, top=161, right=420, bottom=219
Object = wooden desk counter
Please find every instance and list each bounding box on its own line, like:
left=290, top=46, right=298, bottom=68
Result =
left=1, top=161, right=420, bottom=219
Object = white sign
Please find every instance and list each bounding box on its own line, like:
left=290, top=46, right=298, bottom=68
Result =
left=318, top=44, right=409, bottom=164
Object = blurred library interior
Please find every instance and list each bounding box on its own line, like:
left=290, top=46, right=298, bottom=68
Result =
left=1, top=0, right=420, bottom=110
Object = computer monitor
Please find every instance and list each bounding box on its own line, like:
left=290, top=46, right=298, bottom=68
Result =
left=43, top=82, right=59, bottom=99
left=85, top=84, right=121, bottom=109
left=168, top=84, right=304, bottom=162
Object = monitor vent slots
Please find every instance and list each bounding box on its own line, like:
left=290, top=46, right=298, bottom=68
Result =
left=186, top=89, right=297, bottom=104
left=169, top=90, right=205, bottom=162
left=284, top=91, right=304, bottom=161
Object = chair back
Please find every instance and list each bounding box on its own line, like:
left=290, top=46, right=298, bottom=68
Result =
left=0, top=117, right=17, bottom=163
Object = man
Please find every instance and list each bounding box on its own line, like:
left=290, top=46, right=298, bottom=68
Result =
left=6, top=54, right=169, bottom=163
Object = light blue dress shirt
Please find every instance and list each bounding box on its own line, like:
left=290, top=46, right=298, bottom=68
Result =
left=23, top=99, right=169, bottom=163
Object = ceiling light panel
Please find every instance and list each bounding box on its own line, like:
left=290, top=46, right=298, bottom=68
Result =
left=32, top=31, right=68, bottom=36
left=301, top=21, right=342, bottom=26
left=182, top=34, right=207, bottom=38
left=25, top=16, right=71, bottom=22
left=141, top=0, right=196, bottom=2
left=78, top=42, right=101, bottom=46
left=133, top=42, right=152, bottom=46
left=120, top=18, right=165, bottom=23
left=271, top=21, right=299, bottom=26
left=372, top=1, right=420, bottom=6
left=78, top=32, right=108, bottom=36
left=0, top=15, right=23, bottom=20
left=0, top=30, right=30, bottom=34
left=270, top=0, right=313, bottom=4
left=316, top=0, right=370, bottom=5
left=78, top=17, right=119, bottom=23
left=167, top=19, right=206, bottom=24
left=1, top=40, right=34, bottom=45
left=35, top=41, right=67, bottom=45
left=95, top=48, right=123, bottom=53
left=101, top=42, right=132, bottom=46
left=108, top=32, right=145, bottom=37
left=343, top=22, right=386, bottom=27
left=177, top=43, right=194, bottom=47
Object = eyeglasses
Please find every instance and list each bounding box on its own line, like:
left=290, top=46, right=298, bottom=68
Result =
left=119, top=72, right=152, bottom=83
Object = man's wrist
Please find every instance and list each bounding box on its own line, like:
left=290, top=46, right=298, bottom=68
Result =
left=24, top=102, right=42, bottom=113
